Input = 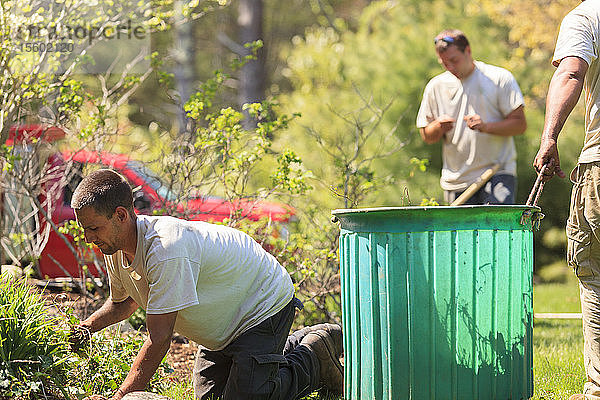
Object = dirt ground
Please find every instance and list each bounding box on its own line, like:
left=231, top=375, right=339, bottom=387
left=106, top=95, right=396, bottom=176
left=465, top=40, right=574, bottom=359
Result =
left=39, top=284, right=198, bottom=384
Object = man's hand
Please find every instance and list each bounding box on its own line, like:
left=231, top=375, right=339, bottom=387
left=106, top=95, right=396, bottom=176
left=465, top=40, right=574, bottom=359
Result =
left=83, top=395, right=108, bottom=400
left=533, top=138, right=566, bottom=181
left=68, top=325, right=92, bottom=352
left=436, top=115, right=455, bottom=133
left=464, top=114, right=486, bottom=132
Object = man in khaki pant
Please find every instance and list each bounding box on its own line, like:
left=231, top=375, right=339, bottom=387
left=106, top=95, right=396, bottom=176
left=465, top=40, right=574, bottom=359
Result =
left=533, top=1, right=600, bottom=399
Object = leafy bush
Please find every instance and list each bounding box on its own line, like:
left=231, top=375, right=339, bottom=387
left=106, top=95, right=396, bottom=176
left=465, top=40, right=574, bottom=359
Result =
left=0, top=275, right=71, bottom=399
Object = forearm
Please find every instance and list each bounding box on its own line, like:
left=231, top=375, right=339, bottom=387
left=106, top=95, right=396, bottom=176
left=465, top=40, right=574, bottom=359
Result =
left=113, top=336, right=171, bottom=399
left=541, top=64, right=585, bottom=142
left=81, top=297, right=138, bottom=333
left=481, top=117, right=526, bottom=137
left=533, top=57, right=587, bottom=176
left=420, top=124, right=445, bottom=144
left=113, top=312, right=177, bottom=400
left=478, top=106, right=526, bottom=137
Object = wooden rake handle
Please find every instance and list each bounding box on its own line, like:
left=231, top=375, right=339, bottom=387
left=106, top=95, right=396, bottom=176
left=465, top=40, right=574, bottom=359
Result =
left=450, top=164, right=501, bottom=206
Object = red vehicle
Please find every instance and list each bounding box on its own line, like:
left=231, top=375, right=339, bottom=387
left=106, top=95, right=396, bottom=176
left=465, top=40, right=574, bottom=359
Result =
left=3, top=126, right=295, bottom=278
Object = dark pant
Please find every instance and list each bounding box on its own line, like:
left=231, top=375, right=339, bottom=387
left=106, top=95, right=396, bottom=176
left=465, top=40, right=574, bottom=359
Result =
left=193, top=299, right=319, bottom=400
left=444, top=173, right=516, bottom=205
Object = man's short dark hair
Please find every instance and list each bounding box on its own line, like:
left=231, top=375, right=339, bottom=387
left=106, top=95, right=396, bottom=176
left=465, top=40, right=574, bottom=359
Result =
left=434, top=29, right=470, bottom=53
left=71, top=169, right=134, bottom=218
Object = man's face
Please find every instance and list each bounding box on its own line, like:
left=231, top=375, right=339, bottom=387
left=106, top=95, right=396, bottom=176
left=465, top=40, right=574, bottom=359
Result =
left=437, top=45, right=474, bottom=79
left=75, top=206, right=122, bottom=255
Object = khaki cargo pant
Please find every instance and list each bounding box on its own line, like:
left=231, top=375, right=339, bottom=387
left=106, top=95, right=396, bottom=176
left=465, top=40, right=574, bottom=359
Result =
left=568, top=162, right=600, bottom=397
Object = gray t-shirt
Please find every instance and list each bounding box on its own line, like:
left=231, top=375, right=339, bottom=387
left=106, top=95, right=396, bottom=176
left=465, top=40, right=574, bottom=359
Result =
left=104, top=215, right=294, bottom=350
left=416, top=61, right=524, bottom=191
left=553, top=0, right=600, bottom=164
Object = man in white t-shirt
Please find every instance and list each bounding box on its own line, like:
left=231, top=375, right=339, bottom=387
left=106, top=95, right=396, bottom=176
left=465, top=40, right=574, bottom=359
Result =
left=68, top=169, right=343, bottom=400
left=416, top=29, right=527, bottom=204
left=533, top=1, right=600, bottom=399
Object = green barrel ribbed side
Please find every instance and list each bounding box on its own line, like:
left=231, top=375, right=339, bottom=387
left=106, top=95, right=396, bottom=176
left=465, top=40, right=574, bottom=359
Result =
left=333, top=206, right=537, bottom=400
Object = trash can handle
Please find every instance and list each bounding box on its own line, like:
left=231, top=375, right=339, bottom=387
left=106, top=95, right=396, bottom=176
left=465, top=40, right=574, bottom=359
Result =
left=526, top=164, right=548, bottom=207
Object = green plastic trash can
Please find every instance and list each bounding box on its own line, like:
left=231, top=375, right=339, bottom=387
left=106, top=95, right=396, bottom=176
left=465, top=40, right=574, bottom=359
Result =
left=332, top=206, right=540, bottom=400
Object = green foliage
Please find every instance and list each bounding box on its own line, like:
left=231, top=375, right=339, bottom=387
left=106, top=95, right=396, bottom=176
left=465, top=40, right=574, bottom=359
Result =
left=128, top=308, right=148, bottom=331
left=148, top=59, right=311, bottom=222
left=0, top=276, right=170, bottom=399
left=230, top=40, right=263, bottom=70
left=271, top=149, right=312, bottom=194
left=409, top=157, right=429, bottom=177
left=58, top=79, right=87, bottom=117
left=69, top=328, right=172, bottom=398
left=0, top=275, right=71, bottom=399
left=184, top=71, right=227, bottom=118
left=58, top=220, right=92, bottom=249
left=536, top=261, right=571, bottom=285
left=420, top=198, right=440, bottom=206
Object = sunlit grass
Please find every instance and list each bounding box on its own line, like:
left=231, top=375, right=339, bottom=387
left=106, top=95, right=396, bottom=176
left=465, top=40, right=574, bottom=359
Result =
left=532, top=271, right=585, bottom=399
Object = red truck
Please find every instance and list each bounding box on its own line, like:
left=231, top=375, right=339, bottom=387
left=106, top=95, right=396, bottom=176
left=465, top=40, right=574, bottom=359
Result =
left=2, top=125, right=295, bottom=278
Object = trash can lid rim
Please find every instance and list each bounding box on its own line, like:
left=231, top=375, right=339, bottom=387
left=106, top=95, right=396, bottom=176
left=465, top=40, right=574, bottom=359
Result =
left=332, top=205, right=541, bottom=216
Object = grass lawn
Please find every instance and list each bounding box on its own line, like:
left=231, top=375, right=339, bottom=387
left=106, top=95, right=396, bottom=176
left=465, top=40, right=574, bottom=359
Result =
left=533, top=270, right=586, bottom=400
left=161, top=271, right=588, bottom=400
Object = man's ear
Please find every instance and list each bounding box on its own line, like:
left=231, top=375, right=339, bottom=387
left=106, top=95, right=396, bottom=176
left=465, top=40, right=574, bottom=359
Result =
left=114, top=206, right=130, bottom=222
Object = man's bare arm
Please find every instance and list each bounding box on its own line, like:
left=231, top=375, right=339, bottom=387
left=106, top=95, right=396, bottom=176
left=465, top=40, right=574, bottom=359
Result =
left=80, top=297, right=139, bottom=333
left=465, top=105, right=527, bottom=137
left=534, top=56, right=589, bottom=178
left=111, top=311, right=178, bottom=400
left=420, top=115, right=455, bottom=144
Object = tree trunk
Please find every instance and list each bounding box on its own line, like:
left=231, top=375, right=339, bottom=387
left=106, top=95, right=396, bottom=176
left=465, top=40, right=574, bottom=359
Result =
left=173, top=0, right=196, bottom=135
left=238, top=0, right=265, bottom=126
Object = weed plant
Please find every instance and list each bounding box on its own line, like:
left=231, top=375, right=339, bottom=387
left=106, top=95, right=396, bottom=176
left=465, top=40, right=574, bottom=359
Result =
left=68, top=327, right=172, bottom=398
left=0, top=275, right=71, bottom=399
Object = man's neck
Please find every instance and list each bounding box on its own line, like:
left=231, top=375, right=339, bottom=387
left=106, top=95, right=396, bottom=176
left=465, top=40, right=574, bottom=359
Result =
left=121, top=217, right=138, bottom=263
left=461, top=61, right=476, bottom=80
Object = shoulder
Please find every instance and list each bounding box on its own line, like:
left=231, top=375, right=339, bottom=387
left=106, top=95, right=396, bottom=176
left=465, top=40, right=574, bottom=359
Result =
left=427, top=71, right=456, bottom=87
left=140, top=215, right=196, bottom=238
left=476, top=61, right=514, bottom=79
left=553, top=1, right=599, bottom=66
left=475, top=61, right=518, bottom=86
left=565, top=0, right=600, bottom=21
left=423, top=71, right=458, bottom=96
left=557, top=1, right=599, bottom=40
left=140, top=215, right=201, bottom=259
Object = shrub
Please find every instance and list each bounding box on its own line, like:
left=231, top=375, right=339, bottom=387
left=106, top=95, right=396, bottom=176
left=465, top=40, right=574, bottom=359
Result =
left=0, top=275, right=71, bottom=399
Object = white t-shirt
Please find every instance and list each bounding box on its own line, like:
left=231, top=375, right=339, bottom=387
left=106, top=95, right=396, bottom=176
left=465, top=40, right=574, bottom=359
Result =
left=553, top=0, right=600, bottom=164
left=416, top=61, right=524, bottom=191
left=104, top=215, right=294, bottom=350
